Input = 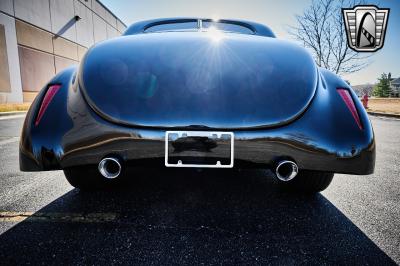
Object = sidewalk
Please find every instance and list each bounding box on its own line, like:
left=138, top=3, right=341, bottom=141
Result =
left=367, top=111, right=400, bottom=119
left=0, top=111, right=27, bottom=117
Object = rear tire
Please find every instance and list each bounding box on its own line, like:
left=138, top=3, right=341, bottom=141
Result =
left=63, top=165, right=120, bottom=190
left=279, top=170, right=334, bottom=193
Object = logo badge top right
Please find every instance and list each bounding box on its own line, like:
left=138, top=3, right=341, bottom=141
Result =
left=342, top=5, right=390, bottom=52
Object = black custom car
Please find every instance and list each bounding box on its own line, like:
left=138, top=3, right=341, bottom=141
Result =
left=20, top=18, right=375, bottom=193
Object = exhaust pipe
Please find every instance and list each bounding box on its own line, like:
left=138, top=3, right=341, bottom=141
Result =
left=98, top=157, right=122, bottom=179
left=275, top=160, right=298, bottom=182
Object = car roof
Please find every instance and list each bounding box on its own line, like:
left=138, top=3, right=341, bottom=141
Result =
left=123, top=17, right=276, bottom=38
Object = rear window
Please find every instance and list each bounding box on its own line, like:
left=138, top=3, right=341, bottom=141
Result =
left=143, top=20, right=255, bottom=35
left=202, top=21, right=254, bottom=35
left=144, top=21, right=198, bottom=33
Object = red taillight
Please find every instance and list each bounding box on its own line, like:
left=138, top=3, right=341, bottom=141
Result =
left=35, top=84, right=62, bottom=126
left=337, top=88, right=363, bottom=130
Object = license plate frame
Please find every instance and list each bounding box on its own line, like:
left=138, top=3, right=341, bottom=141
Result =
left=165, top=131, right=234, bottom=168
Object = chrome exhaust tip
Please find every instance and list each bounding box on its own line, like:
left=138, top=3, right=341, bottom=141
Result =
left=275, top=160, right=298, bottom=182
left=98, top=157, right=122, bottom=179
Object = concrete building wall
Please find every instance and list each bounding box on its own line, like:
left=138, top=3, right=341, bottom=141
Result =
left=0, top=13, right=22, bottom=103
left=0, top=0, right=126, bottom=103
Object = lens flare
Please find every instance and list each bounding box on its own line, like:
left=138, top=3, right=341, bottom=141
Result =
left=207, top=26, right=224, bottom=42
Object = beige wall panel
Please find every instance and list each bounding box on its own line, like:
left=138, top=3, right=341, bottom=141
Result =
left=74, top=0, right=94, bottom=48
left=79, top=0, right=92, bottom=9
left=106, top=24, right=119, bottom=39
left=53, top=37, right=78, bottom=60
left=92, top=0, right=106, bottom=17
left=105, top=11, right=117, bottom=28
left=117, top=20, right=126, bottom=33
left=14, top=0, right=52, bottom=32
left=93, top=14, right=107, bottom=43
left=19, top=46, right=55, bottom=92
left=50, top=0, right=77, bottom=42
left=15, top=20, right=53, bottom=53
left=0, top=94, right=6, bottom=103
left=0, top=24, right=11, bottom=92
left=0, top=0, right=14, bottom=15
left=23, top=91, right=38, bottom=102
left=77, top=45, right=88, bottom=61
left=55, top=56, right=78, bottom=74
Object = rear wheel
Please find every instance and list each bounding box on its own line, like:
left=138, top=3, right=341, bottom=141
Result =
left=279, top=170, right=334, bottom=193
left=63, top=165, right=121, bottom=190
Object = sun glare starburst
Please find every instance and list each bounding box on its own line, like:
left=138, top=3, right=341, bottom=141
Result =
left=207, top=26, right=224, bottom=42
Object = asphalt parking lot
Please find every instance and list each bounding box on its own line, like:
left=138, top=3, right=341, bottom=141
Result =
left=0, top=115, right=399, bottom=265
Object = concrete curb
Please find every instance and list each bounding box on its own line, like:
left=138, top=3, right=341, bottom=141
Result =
left=0, top=111, right=27, bottom=117
left=367, top=111, right=400, bottom=119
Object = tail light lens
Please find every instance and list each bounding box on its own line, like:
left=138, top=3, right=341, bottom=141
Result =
left=35, top=84, right=62, bottom=126
left=337, top=88, right=363, bottom=130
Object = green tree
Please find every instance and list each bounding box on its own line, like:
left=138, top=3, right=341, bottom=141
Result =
left=373, top=73, right=391, bottom=97
left=373, top=84, right=382, bottom=97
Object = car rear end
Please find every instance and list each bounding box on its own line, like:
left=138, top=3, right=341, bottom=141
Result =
left=19, top=25, right=375, bottom=192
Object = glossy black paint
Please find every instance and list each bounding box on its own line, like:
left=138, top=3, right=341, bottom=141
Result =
left=20, top=18, right=375, bottom=175
left=80, top=32, right=317, bottom=129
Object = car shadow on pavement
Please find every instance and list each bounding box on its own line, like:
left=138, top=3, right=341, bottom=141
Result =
left=0, top=169, right=396, bottom=265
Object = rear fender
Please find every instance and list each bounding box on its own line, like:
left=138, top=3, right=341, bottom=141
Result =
left=318, top=68, right=372, bottom=137
left=305, top=68, right=375, bottom=173
left=19, top=66, right=77, bottom=171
